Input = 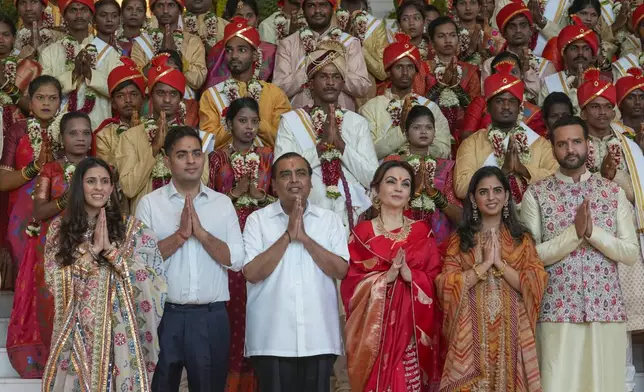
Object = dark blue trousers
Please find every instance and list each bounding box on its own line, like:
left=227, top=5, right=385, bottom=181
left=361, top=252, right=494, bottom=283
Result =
left=152, top=302, right=230, bottom=392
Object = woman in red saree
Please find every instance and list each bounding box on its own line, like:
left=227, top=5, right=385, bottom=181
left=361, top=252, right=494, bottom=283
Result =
left=436, top=166, right=547, bottom=391
left=0, top=75, right=61, bottom=268
left=208, top=97, right=274, bottom=392
left=6, top=111, right=92, bottom=378
left=341, top=160, right=443, bottom=392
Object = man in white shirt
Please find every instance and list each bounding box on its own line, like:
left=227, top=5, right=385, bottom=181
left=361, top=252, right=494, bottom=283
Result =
left=243, top=152, right=349, bottom=392
left=136, top=126, right=245, bottom=392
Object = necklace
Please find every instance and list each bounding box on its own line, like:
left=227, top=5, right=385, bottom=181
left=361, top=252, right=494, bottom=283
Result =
left=376, top=215, right=411, bottom=242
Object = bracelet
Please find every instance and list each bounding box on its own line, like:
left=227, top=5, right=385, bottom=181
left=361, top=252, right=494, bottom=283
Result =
left=101, top=246, right=118, bottom=261
left=32, top=160, right=42, bottom=173
left=473, top=265, right=487, bottom=281
left=285, top=231, right=291, bottom=243
left=429, top=190, right=449, bottom=210
left=20, top=167, right=31, bottom=180
left=55, top=197, right=66, bottom=211
left=88, top=246, right=100, bottom=261
left=493, top=259, right=508, bottom=277
left=229, top=189, right=242, bottom=199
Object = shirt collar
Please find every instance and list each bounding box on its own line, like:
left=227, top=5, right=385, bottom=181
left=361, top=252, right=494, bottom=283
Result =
left=267, top=200, right=320, bottom=218
left=555, top=168, right=593, bottom=183
left=165, top=180, right=210, bottom=200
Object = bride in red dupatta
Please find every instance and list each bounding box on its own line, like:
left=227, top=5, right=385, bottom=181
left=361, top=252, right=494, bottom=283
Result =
left=341, top=160, right=444, bottom=392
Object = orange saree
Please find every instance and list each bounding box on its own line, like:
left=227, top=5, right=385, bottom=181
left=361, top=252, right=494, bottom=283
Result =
left=341, top=219, right=444, bottom=392
left=436, top=229, right=547, bottom=392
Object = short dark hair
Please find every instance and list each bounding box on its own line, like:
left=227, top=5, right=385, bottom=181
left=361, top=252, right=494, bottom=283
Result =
left=157, top=49, right=183, bottom=72
left=226, top=97, right=260, bottom=124
left=397, top=0, right=425, bottom=23
left=550, top=115, right=589, bottom=142
left=0, top=14, right=16, bottom=37
left=94, top=0, right=121, bottom=13
left=543, top=92, right=575, bottom=118
left=568, top=0, right=600, bottom=17
left=164, top=126, right=203, bottom=154
left=29, top=75, right=62, bottom=100
left=60, top=111, right=91, bottom=135
left=121, top=0, right=146, bottom=8
left=112, top=79, right=143, bottom=96
left=224, top=0, right=259, bottom=20
left=491, top=51, right=523, bottom=74
left=428, top=16, right=457, bottom=40
left=424, top=4, right=439, bottom=14
left=271, top=152, right=313, bottom=179
left=404, top=105, right=435, bottom=133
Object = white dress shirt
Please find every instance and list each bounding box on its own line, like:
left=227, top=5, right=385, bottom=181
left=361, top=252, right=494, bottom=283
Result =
left=136, top=181, right=245, bottom=304
left=243, top=201, right=349, bottom=358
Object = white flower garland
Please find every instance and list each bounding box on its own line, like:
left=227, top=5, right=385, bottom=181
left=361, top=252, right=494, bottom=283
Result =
left=150, top=28, right=184, bottom=57
left=16, top=27, right=54, bottom=50
left=487, top=125, right=531, bottom=167
left=142, top=117, right=172, bottom=180
left=586, top=138, right=626, bottom=172
left=386, top=95, right=420, bottom=127
left=230, top=150, right=261, bottom=207
left=311, top=106, right=345, bottom=199
left=300, top=25, right=342, bottom=55
left=406, top=153, right=437, bottom=212
left=184, top=11, right=219, bottom=48
left=0, top=56, right=17, bottom=105
left=275, top=12, right=289, bottom=41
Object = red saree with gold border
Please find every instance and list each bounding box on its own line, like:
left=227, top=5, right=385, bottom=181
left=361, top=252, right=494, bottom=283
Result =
left=341, top=219, right=443, bottom=392
left=436, top=229, right=547, bottom=392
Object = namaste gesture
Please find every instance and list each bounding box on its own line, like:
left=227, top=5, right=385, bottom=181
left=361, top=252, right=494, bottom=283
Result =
left=152, top=111, right=168, bottom=157
left=18, top=21, right=40, bottom=60
left=162, top=24, right=177, bottom=51
left=501, top=135, right=529, bottom=179
left=386, top=248, right=412, bottom=283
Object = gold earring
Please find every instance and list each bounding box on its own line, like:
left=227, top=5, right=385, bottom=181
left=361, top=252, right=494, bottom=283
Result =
left=371, top=195, right=381, bottom=210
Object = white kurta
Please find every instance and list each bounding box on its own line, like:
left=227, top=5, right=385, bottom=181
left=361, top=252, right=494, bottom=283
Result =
left=273, top=109, right=378, bottom=232
left=40, top=36, right=122, bottom=130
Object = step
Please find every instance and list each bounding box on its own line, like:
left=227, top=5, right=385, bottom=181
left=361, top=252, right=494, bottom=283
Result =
left=0, top=291, right=13, bottom=319
left=0, top=378, right=41, bottom=392
left=0, top=318, right=7, bottom=348
left=0, top=348, right=19, bottom=378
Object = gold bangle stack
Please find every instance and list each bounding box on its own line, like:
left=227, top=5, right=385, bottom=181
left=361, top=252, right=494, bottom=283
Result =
left=492, top=260, right=508, bottom=277
left=21, top=161, right=40, bottom=180
left=473, top=265, right=487, bottom=281
left=3, top=83, right=21, bottom=103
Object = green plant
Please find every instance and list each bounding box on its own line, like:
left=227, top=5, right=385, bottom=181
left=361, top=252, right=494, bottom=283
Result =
left=0, top=0, right=18, bottom=24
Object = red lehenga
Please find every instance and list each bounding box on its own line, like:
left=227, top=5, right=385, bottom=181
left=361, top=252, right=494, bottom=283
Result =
left=341, top=220, right=444, bottom=392
left=208, top=146, right=273, bottom=392
left=6, top=161, right=68, bottom=378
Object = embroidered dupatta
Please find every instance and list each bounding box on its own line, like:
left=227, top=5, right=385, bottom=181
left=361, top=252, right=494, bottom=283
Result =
left=43, top=216, right=167, bottom=392
left=436, top=229, right=547, bottom=392
left=341, top=220, right=443, bottom=392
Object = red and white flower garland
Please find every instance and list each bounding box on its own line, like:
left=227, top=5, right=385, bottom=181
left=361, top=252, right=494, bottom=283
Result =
left=488, top=125, right=531, bottom=203
left=351, top=11, right=369, bottom=43
left=16, top=27, right=54, bottom=51
left=62, top=37, right=97, bottom=114
left=221, top=78, right=263, bottom=126
left=150, top=28, right=184, bottom=57
left=386, top=95, right=420, bottom=127
left=0, top=56, right=17, bottom=106
left=184, top=11, right=219, bottom=48
left=406, top=152, right=437, bottom=212
left=230, top=149, right=261, bottom=207
left=311, top=106, right=345, bottom=199
left=142, top=117, right=172, bottom=188
left=586, top=138, right=625, bottom=173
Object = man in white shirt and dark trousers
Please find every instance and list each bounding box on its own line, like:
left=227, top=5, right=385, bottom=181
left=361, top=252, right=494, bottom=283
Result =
left=243, top=152, right=350, bottom=392
left=136, top=126, right=245, bottom=392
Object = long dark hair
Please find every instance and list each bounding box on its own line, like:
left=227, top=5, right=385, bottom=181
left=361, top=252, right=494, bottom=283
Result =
left=56, top=157, right=125, bottom=267
left=456, top=166, right=531, bottom=252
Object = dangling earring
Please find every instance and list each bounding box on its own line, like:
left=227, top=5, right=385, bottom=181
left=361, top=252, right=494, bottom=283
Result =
left=107, top=196, right=112, bottom=208
left=371, top=195, right=381, bottom=210
left=472, top=204, right=479, bottom=222
left=502, top=201, right=509, bottom=219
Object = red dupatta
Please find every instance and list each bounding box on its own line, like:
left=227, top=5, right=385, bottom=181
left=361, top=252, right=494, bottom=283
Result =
left=341, top=219, right=443, bottom=392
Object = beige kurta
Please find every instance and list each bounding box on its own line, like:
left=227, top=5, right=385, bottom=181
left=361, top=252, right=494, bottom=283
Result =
left=454, top=126, right=559, bottom=199
left=538, top=70, right=579, bottom=108
left=521, top=169, right=638, bottom=392
left=199, top=79, right=291, bottom=149
left=40, top=36, right=122, bottom=130
left=358, top=89, right=452, bottom=159
left=258, top=11, right=289, bottom=45
left=114, top=121, right=209, bottom=212
left=481, top=52, right=557, bottom=102
left=273, top=27, right=371, bottom=111
left=131, top=30, right=207, bottom=96
left=274, top=109, right=378, bottom=230
left=95, top=122, right=127, bottom=168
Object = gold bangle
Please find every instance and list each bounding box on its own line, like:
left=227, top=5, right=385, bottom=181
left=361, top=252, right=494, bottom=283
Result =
left=473, top=265, right=487, bottom=281
left=21, top=167, right=31, bottom=180
left=33, top=160, right=41, bottom=172
left=493, top=260, right=508, bottom=277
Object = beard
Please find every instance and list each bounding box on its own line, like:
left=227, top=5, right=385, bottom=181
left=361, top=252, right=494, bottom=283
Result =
left=559, top=152, right=587, bottom=170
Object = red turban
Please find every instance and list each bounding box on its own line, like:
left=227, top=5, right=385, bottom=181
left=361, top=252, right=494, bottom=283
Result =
left=634, top=4, right=644, bottom=31
left=484, top=61, right=524, bottom=101
left=223, top=16, right=261, bottom=49
left=60, top=0, right=95, bottom=13
left=616, top=68, right=644, bottom=106
left=496, top=0, right=533, bottom=33
left=557, top=15, right=599, bottom=57
left=108, top=57, right=147, bottom=96
left=383, top=33, right=421, bottom=71
left=148, top=53, right=186, bottom=96
left=577, top=68, right=616, bottom=109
